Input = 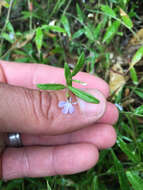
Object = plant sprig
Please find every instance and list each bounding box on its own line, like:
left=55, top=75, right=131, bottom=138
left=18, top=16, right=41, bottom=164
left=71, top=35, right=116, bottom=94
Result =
left=37, top=52, right=100, bottom=104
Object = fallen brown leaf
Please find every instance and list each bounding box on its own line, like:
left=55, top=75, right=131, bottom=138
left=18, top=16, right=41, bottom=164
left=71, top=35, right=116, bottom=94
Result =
left=109, top=63, right=126, bottom=96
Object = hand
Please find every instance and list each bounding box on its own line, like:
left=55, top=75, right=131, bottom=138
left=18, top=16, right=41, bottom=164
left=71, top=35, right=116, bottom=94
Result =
left=0, top=61, right=118, bottom=180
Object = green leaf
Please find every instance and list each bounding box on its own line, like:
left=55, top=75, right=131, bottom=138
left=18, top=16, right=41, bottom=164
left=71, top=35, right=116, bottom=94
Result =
left=41, top=25, right=66, bottom=33
left=0, top=0, right=9, bottom=8
left=126, top=171, right=143, bottom=190
left=72, top=79, right=87, bottom=86
left=61, top=15, right=71, bottom=37
left=68, top=86, right=100, bottom=104
left=35, top=27, right=43, bottom=54
left=134, top=89, right=143, bottom=99
left=134, top=105, right=143, bottom=115
left=91, top=176, right=99, bottom=190
left=117, top=136, right=140, bottom=163
left=84, top=25, right=94, bottom=41
left=72, top=29, right=84, bottom=39
left=64, top=63, right=72, bottom=86
left=93, top=22, right=102, bottom=40
left=103, top=21, right=120, bottom=44
left=130, top=67, right=138, bottom=85
left=72, top=52, right=85, bottom=77
left=37, top=84, right=66, bottom=90
left=1, top=33, right=14, bottom=43
left=130, top=46, right=143, bottom=69
left=100, top=5, right=116, bottom=18
left=6, top=21, right=15, bottom=33
left=46, top=180, right=52, bottom=190
left=120, top=8, right=133, bottom=29
left=110, top=149, right=130, bottom=190
left=76, top=3, right=84, bottom=23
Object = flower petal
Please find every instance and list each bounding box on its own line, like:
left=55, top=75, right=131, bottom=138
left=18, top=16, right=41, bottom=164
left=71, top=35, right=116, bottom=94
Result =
left=69, top=104, right=75, bottom=114
left=58, top=101, right=66, bottom=108
left=62, top=104, right=69, bottom=114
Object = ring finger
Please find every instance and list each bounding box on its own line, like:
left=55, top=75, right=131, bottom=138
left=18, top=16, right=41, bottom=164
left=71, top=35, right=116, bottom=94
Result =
left=22, top=123, right=116, bottom=150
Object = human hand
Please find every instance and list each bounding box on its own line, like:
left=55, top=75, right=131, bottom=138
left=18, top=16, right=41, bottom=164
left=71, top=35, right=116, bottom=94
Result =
left=0, top=61, right=118, bottom=180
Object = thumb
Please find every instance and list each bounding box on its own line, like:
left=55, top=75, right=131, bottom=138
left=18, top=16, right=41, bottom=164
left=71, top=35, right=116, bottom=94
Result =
left=0, top=83, right=106, bottom=135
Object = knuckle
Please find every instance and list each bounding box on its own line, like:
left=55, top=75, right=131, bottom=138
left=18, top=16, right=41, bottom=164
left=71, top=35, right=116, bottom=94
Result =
left=29, top=90, right=58, bottom=132
left=21, top=148, right=31, bottom=177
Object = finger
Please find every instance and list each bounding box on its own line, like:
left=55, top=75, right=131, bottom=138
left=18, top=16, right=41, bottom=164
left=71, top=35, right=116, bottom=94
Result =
left=0, top=61, right=109, bottom=98
left=2, top=144, right=99, bottom=180
left=22, top=124, right=116, bottom=149
left=0, top=83, right=106, bottom=134
left=97, top=102, right=119, bottom=125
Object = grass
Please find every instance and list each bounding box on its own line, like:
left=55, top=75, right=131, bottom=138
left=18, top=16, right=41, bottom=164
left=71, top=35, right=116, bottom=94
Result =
left=0, top=0, right=143, bottom=189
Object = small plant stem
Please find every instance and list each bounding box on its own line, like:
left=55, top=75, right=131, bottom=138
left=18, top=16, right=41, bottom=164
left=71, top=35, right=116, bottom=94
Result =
left=0, top=0, right=14, bottom=56
left=62, top=0, right=72, bottom=16
left=66, top=88, right=70, bottom=100
left=28, top=0, right=33, bottom=31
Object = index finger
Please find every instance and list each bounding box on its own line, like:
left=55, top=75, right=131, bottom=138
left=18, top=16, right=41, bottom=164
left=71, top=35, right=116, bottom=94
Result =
left=0, top=61, right=109, bottom=98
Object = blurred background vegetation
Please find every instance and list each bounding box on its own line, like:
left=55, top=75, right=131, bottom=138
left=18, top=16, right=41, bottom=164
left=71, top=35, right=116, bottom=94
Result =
left=0, top=0, right=143, bottom=189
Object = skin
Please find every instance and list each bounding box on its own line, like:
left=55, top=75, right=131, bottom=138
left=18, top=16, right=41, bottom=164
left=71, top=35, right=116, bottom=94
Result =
left=0, top=61, right=118, bottom=180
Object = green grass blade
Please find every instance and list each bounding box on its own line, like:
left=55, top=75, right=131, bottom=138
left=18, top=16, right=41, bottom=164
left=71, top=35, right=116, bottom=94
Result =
left=103, top=20, right=120, bottom=44
left=126, top=171, right=143, bottom=190
left=110, top=149, right=130, bottom=190
left=61, top=15, right=71, bottom=38
left=100, top=5, right=116, bottom=18
left=117, top=136, right=140, bottom=163
left=130, top=67, right=138, bottom=85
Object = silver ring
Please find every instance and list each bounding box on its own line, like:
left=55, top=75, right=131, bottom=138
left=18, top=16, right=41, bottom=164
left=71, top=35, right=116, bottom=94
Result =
left=7, top=133, right=22, bottom=147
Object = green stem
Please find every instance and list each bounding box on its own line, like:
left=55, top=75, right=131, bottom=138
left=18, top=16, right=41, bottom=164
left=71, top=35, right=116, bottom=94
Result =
left=0, top=0, right=14, bottom=56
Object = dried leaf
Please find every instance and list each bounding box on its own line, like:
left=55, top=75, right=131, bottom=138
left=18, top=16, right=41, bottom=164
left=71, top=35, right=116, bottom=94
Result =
left=13, top=31, right=35, bottom=49
left=109, top=63, right=126, bottom=96
left=128, top=28, right=143, bottom=47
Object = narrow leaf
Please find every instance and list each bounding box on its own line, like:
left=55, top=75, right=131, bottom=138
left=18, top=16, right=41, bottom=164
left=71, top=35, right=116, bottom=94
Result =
left=93, top=22, right=102, bottom=40
left=68, top=86, right=100, bottom=104
left=117, top=136, right=140, bottom=163
left=103, top=21, right=120, bottom=44
left=37, top=84, right=66, bottom=90
left=134, top=89, right=143, bottom=99
left=100, top=5, right=116, bottom=18
left=72, top=52, right=85, bottom=76
left=64, top=63, right=72, bottom=86
left=42, top=25, right=66, bottom=33
left=35, top=27, right=43, bottom=53
left=126, top=171, right=143, bottom=190
left=6, top=21, right=15, bottom=33
left=72, top=29, right=84, bottom=39
left=130, top=67, right=138, bottom=85
left=76, top=3, right=84, bottom=23
left=120, top=8, right=133, bottom=29
left=84, top=25, right=94, bottom=41
left=134, top=105, right=143, bottom=115
left=72, top=79, right=87, bottom=86
left=110, top=149, right=130, bottom=190
left=61, top=15, right=71, bottom=37
left=0, top=0, right=9, bottom=8
left=129, top=46, right=143, bottom=69
left=1, top=33, right=14, bottom=43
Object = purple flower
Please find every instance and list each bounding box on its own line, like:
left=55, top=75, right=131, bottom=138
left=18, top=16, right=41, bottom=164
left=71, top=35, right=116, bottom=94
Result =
left=58, top=97, right=77, bottom=114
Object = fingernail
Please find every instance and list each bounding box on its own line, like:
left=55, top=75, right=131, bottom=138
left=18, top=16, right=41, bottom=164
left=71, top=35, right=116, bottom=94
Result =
left=77, top=89, right=106, bottom=120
